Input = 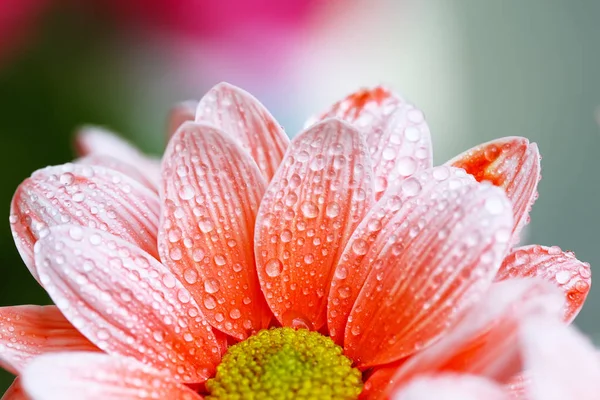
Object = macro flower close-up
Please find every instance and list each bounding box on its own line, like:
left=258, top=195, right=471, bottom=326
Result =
left=0, top=82, right=597, bottom=399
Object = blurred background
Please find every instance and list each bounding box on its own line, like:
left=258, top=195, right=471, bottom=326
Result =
left=1, top=0, right=599, bottom=391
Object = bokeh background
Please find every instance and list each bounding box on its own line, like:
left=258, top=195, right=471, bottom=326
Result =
left=1, top=0, right=599, bottom=391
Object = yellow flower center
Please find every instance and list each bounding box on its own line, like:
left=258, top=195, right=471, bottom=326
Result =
left=205, top=327, right=363, bottom=400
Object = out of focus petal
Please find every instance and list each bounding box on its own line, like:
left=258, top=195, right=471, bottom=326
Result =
left=77, top=154, right=158, bottom=192
left=167, top=100, right=197, bottom=139
left=10, top=164, right=160, bottom=281
left=1, top=378, right=27, bottom=400
left=520, top=317, right=600, bottom=400
left=22, top=352, right=203, bottom=400
left=342, top=168, right=514, bottom=367
left=392, top=375, right=508, bottom=400
left=383, top=279, right=563, bottom=397
left=196, top=82, right=289, bottom=181
left=255, top=118, right=374, bottom=331
left=159, top=122, right=271, bottom=339
left=74, top=126, right=161, bottom=187
left=35, top=226, right=221, bottom=383
left=496, top=245, right=591, bottom=323
left=448, top=137, right=540, bottom=246
left=0, top=305, right=97, bottom=374
left=307, top=86, right=432, bottom=199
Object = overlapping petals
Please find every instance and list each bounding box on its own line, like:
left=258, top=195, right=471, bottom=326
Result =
left=35, top=225, right=221, bottom=383
left=10, top=163, right=161, bottom=281
left=22, top=352, right=202, bottom=400
left=0, top=306, right=97, bottom=375
left=307, top=86, right=432, bottom=199
left=2, top=83, right=593, bottom=400
left=255, top=118, right=374, bottom=331
left=159, top=122, right=271, bottom=339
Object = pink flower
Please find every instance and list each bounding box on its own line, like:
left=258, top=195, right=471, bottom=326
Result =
left=2, top=84, right=594, bottom=399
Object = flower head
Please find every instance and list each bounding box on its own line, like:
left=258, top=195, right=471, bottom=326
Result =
left=2, top=83, right=595, bottom=399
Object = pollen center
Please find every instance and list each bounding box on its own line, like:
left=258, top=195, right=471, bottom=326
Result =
left=205, top=327, right=363, bottom=400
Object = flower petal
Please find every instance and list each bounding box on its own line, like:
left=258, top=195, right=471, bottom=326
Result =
left=504, top=374, right=529, bottom=400
left=520, top=317, right=600, bottom=400
left=74, top=126, right=161, bottom=187
left=255, top=118, right=374, bottom=331
left=392, top=375, right=509, bottom=400
left=35, top=226, right=221, bottom=383
left=384, top=279, right=563, bottom=396
left=448, top=137, right=540, bottom=245
left=167, top=100, right=197, bottom=139
left=77, top=154, right=158, bottom=192
left=159, top=122, right=271, bottom=340
left=328, top=166, right=474, bottom=344
left=195, top=82, right=290, bottom=181
left=307, top=86, right=432, bottom=199
left=0, top=305, right=98, bottom=374
left=342, top=167, right=514, bottom=367
left=10, top=164, right=160, bottom=281
left=22, top=352, right=203, bottom=400
left=1, top=379, right=27, bottom=400
left=496, top=245, right=591, bottom=323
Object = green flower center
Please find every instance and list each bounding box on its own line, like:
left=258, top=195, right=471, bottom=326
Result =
left=205, top=327, right=363, bottom=400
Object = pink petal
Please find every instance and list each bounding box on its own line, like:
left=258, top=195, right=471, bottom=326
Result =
left=74, top=126, right=161, bottom=187
left=255, top=118, right=374, bottom=331
left=0, top=305, right=98, bottom=374
left=328, top=166, right=474, bottom=344
left=1, top=379, right=28, bottom=400
left=504, top=374, right=530, bottom=400
left=307, top=86, right=432, bottom=199
left=34, top=226, right=221, bottom=383
left=342, top=167, right=514, bottom=367
left=195, top=82, right=290, bottom=181
left=448, top=137, right=540, bottom=246
left=22, top=352, right=203, bottom=400
left=496, top=245, right=591, bottom=323
left=520, top=317, right=600, bottom=400
left=10, top=164, right=160, bottom=281
left=384, top=279, right=564, bottom=396
left=167, top=100, right=198, bottom=139
left=159, top=122, right=271, bottom=340
left=77, top=154, right=158, bottom=192
left=392, top=375, right=509, bottom=400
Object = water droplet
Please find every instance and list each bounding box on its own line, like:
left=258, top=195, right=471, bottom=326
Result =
left=297, top=151, right=310, bottom=162
left=204, top=279, right=220, bottom=294
left=352, top=239, right=368, bottom=255
left=404, top=126, right=420, bottom=142
left=265, top=258, right=283, bottom=277
left=280, top=229, right=293, bottom=243
left=229, top=309, right=241, bottom=320
left=382, top=147, right=396, bottom=160
left=309, top=155, right=326, bottom=171
left=68, top=226, right=83, bottom=241
left=396, top=157, right=417, bottom=177
left=401, top=178, right=422, bottom=197
left=432, top=167, right=450, bottom=181
left=59, top=173, right=75, bottom=185
left=198, top=218, right=214, bottom=233
left=484, top=196, right=505, bottom=215
left=183, top=268, right=198, bottom=284
left=555, top=270, right=571, bottom=284
left=213, top=254, right=227, bottom=266
left=178, top=186, right=195, bottom=200
left=300, top=201, right=319, bottom=218
left=484, top=145, right=500, bottom=161
left=325, top=202, right=340, bottom=218
left=204, top=296, right=217, bottom=310
left=192, top=248, right=205, bottom=262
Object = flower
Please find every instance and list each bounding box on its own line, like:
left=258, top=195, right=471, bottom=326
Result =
left=2, top=83, right=594, bottom=399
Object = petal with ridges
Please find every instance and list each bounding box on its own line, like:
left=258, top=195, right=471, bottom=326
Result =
left=392, top=375, right=509, bottom=400
left=0, top=305, right=98, bottom=374
left=196, top=82, right=289, bottom=181
left=10, top=163, right=160, bottom=281
left=159, top=122, right=271, bottom=339
left=448, top=137, right=540, bottom=246
left=35, top=226, right=221, bottom=383
left=168, top=100, right=197, bottom=139
left=343, top=169, right=514, bottom=367
left=22, top=352, right=203, bottom=400
left=1, top=379, right=27, bottom=400
left=77, top=154, right=158, bottom=192
left=255, top=118, right=374, bottom=331
left=307, top=86, right=432, bottom=199
left=496, top=245, right=591, bottom=323
left=383, top=279, right=563, bottom=397
left=520, top=317, right=600, bottom=400
left=328, top=166, right=475, bottom=344
left=75, top=126, right=161, bottom=187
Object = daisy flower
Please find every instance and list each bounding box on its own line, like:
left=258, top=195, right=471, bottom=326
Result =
left=2, top=83, right=593, bottom=399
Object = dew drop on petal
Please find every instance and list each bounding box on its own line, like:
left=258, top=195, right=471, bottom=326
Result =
left=265, top=258, right=283, bottom=277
